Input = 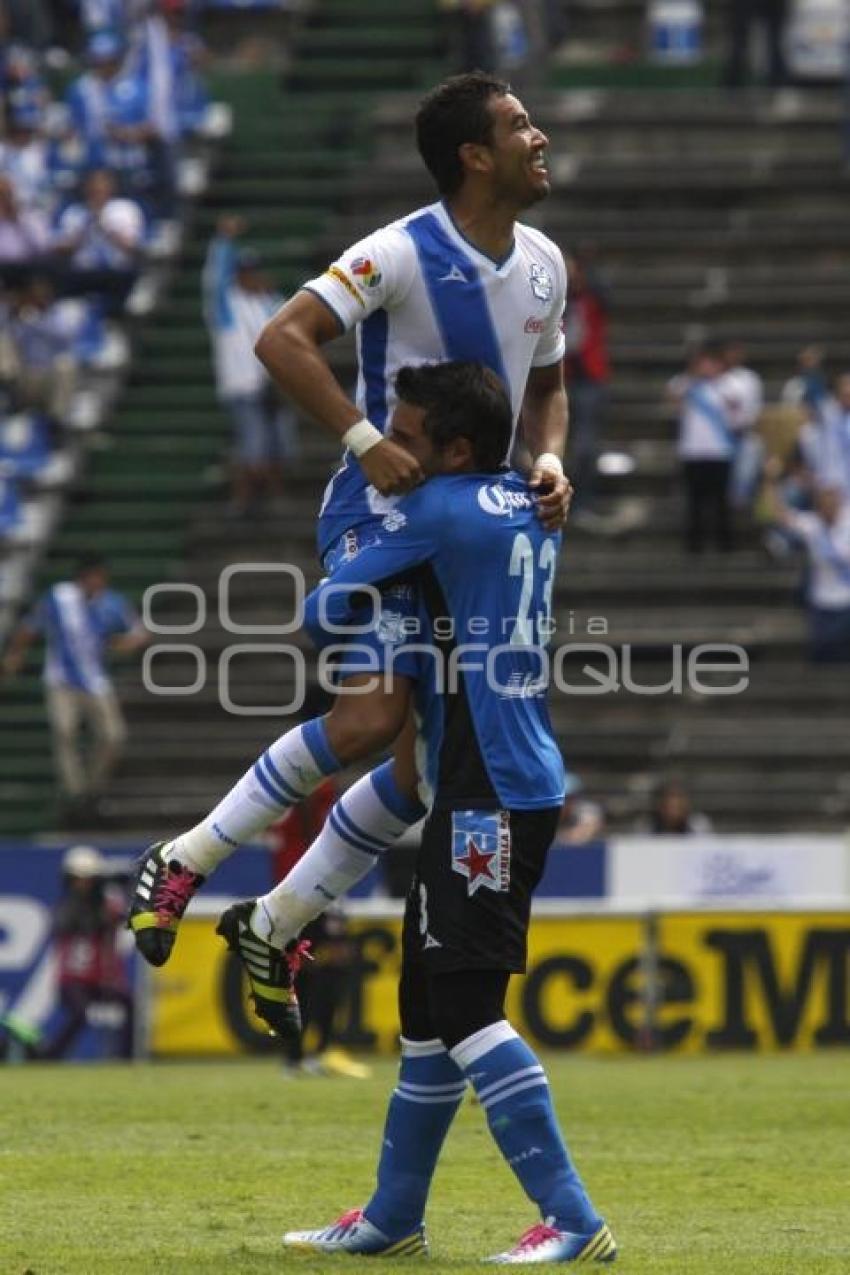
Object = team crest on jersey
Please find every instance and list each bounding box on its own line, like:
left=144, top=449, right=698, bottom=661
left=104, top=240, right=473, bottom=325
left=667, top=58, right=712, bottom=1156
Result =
left=451, top=810, right=511, bottom=896
left=351, top=256, right=382, bottom=288
left=529, top=262, right=553, bottom=303
left=381, top=510, right=407, bottom=533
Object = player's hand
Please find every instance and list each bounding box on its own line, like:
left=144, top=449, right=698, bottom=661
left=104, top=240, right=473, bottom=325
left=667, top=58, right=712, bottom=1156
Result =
left=531, top=464, right=573, bottom=530
left=359, top=438, right=424, bottom=496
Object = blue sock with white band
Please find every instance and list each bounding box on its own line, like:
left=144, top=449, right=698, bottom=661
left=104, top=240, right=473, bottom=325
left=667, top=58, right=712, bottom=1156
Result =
left=450, top=1021, right=601, bottom=1235
left=251, top=761, right=426, bottom=947
left=363, top=1038, right=466, bottom=1239
left=168, top=719, right=342, bottom=875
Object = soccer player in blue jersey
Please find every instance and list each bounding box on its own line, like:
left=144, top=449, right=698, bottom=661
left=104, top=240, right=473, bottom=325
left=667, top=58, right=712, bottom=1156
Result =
left=128, top=73, right=572, bottom=982
left=246, top=361, right=612, bottom=1265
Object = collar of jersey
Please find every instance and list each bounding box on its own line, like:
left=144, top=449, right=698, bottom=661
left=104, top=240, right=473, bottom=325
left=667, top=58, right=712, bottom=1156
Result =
left=438, top=201, right=516, bottom=273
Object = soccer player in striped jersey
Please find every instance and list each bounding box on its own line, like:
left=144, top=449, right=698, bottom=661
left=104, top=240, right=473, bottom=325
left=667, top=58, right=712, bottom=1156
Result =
left=127, top=73, right=571, bottom=985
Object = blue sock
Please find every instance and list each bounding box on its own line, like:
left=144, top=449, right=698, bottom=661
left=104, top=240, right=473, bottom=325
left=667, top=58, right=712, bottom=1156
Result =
left=450, top=1021, right=601, bottom=1235
left=363, top=1038, right=466, bottom=1238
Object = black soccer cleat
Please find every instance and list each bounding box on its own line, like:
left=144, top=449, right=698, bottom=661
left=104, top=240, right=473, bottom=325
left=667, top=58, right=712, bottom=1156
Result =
left=127, top=842, right=205, bottom=968
left=216, top=899, right=306, bottom=1043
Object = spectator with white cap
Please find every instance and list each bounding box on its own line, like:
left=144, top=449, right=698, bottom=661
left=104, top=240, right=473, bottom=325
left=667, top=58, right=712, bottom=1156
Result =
left=37, top=844, right=135, bottom=1061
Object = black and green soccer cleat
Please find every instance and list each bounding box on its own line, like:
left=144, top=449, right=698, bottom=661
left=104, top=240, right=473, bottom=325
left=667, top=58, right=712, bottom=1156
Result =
left=127, top=842, right=205, bottom=968
left=216, top=899, right=305, bottom=1043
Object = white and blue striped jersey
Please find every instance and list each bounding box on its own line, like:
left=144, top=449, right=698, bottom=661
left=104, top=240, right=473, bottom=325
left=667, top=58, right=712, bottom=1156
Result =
left=303, top=201, right=567, bottom=555
left=26, top=583, right=139, bottom=694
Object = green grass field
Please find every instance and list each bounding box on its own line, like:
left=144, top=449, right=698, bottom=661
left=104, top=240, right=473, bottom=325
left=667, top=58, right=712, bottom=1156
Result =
left=2, top=1052, right=848, bottom=1274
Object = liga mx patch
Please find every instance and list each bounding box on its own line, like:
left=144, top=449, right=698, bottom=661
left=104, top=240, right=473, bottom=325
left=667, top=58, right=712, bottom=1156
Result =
left=451, top=810, right=511, bottom=896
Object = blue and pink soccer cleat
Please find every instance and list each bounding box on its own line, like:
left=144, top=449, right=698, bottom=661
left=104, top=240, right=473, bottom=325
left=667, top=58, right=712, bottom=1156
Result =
left=282, top=1208, right=428, bottom=1258
left=486, top=1219, right=617, bottom=1264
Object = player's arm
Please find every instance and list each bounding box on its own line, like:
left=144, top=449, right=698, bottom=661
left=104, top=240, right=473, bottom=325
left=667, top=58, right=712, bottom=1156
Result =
left=254, top=238, right=422, bottom=496
left=304, top=489, right=442, bottom=640
left=522, top=360, right=571, bottom=531
left=521, top=248, right=572, bottom=530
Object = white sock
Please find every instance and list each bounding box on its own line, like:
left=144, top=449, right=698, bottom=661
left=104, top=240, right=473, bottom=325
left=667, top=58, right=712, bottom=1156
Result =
left=167, top=720, right=341, bottom=876
left=251, top=763, right=425, bottom=947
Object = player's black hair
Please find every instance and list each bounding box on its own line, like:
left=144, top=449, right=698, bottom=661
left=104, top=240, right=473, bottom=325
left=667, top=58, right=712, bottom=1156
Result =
left=395, top=361, right=511, bottom=472
left=415, top=72, right=510, bottom=197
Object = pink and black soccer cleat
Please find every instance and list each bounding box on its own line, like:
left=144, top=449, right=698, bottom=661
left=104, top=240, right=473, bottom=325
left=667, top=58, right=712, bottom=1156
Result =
left=127, top=842, right=204, bottom=967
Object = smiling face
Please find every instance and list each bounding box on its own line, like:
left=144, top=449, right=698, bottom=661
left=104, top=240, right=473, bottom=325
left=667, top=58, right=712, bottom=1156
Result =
left=462, top=93, right=550, bottom=209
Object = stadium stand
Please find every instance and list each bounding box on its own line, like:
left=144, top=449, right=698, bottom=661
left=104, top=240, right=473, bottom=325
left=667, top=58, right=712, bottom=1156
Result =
left=2, top=0, right=850, bottom=839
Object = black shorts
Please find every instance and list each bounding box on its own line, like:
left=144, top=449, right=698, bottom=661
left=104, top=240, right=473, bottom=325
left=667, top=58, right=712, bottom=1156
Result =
left=402, top=805, right=559, bottom=975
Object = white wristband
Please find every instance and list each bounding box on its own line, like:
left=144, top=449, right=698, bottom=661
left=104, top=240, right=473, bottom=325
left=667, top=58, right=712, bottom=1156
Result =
left=342, top=418, right=383, bottom=459
left=535, top=452, right=564, bottom=475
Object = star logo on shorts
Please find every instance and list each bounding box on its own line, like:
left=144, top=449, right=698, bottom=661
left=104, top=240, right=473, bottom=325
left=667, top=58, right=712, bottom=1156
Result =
left=455, top=837, right=497, bottom=894
left=451, top=810, right=511, bottom=895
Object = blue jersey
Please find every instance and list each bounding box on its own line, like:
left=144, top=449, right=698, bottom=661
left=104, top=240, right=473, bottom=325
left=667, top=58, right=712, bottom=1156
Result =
left=306, top=470, right=566, bottom=812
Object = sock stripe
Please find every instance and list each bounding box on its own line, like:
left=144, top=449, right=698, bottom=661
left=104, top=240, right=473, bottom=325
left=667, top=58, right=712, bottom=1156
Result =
left=400, top=1037, right=447, bottom=1058
left=370, top=759, right=426, bottom=822
left=481, top=1076, right=549, bottom=1112
left=333, top=802, right=388, bottom=853
left=395, top=1090, right=465, bottom=1106
left=252, top=761, right=290, bottom=810
left=476, top=1064, right=545, bottom=1103
left=397, top=1080, right=467, bottom=1096
left=302, top=719, right=340, bottom=775
left=328, top=809, right=383, bottom=857
left=260, top=751, right=302, bottom=804
left=450, top=1020, right=517, bottom=1069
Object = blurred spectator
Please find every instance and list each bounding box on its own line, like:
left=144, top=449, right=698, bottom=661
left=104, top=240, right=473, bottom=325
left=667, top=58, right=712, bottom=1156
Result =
left=0, top=0, right=53, bottom=51
left=552, top=773, right=606, bottom=845
left=159, top=0, right=211, bottom=138
left=815, top=372, right=850, bottom=498
left=0, top=174, right=51, bottom=277
left=639, top=778, right=712, bottom=835
left=37, top=845, right=134, bottom=1061
left=765, top=459, right=850, bottom=662
left=0, top=470, right=22, bottom=538
left=781, top=345, right=829, bottom=416
left=53, top=168, right=145, bottom=314
left=439, top=0, right=498, bottom=73
left=267, top=783, right=368, bottom=1079
left=0, top=276, right=78, bottom=425
left=563, top=248, right=610, bottom=521
left=79, top=0, right=132, bottom=39
left=0, top=97, right=53, bottom=215
left=724, top=0, right=788, bottom=88
left=720, top=340, right=764, bottom=509
left=1, top=554, right=148, bottom=817
left=0, top=41, right=50, bottom=113
left=202, top=215, right=298, bottom=517
left=668, top=346, right=741, bottom=553
left=66, top=31, right=175, bottom=217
